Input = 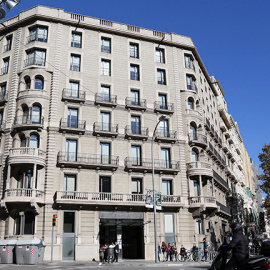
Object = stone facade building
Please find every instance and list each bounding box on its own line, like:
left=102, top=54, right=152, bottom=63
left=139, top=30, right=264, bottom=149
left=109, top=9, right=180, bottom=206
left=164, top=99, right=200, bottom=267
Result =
left=0, top=5, right=260, bottom=261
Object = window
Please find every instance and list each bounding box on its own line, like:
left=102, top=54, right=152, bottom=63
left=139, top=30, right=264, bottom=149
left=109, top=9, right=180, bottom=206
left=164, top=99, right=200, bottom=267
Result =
left=131, top=115, right=141, bottom=134
left=101, top=85, right=110, bottom=102
left=184, top=55, right=194, bottom=69
left=188, top=98, right=194, bottom=110
left=101, top=59, right=111, bottom=76
left=14, top=210, right=35, bottom=235
left=22, top=106, right=29, bottom=124
left=164, top=214, right=174, bottom=244
left=25, top=50, right=46, bottom=66
left=100, top=142, right=110, bottom=164
left=191, top=149, right=199, bottom=163
left=32, top=105, right=41, bottom=124
left=130, top=43, right=139, bottom=58
left=65, top=139, right=77, bottom=162
left=195, top=218, right=204, bottom=234
left=189, top=123, right=197, bottom=140
left=158, top=94, right=167, bottom=109
left=71, top=32, right=82, bottom=48
left=17, top=169, right=33, bottom=189
left=67, top=108, right=78, bottom=128
left=193, top=179, right=200, bottom=197
left=130, top=90, right=140, bottom=105
left=4, top=35, right=12, bottom=52
left=35, top=76, right=44, bottom=90
left=20, top=134, right=26, bottom=147
left=131, top=145, right=141, bottom=166
left=69, top=81, right=79, bottom=98
left=0, top=110, right=3, bottom=126
left=1, top=58, right=9, bottom=75
left=162, top=179, right=172, bottom=195
left=64, top=174, right=76, bottom=193
left=99, top=176, right=111, bottom=193
left=160, top=119, right=169, bottom=137
left=132, top=178, right=142, bottom=194
left=100, top=112, right=110, bottom=131
left=130, top=65, right=139, bottom=80
left=29, top=134, right=39, bottom=148
left=0, top=83, right=6, bottom=99
left=28, top=26, right=48, bottom=43
left=63, top=212, right=75, bottom=234
left=101, top=38, right=111, bottom=53
left=156, top=48, right=165, bottom=63
left=161, top=148, right=170, bottom=168
left=25, top=76, right=31, bottom=89
left=186, top=75, right=196, bottom=90
left=70, top=55, right=81, bottom=71
left=157, top=69, right=166, bottom=85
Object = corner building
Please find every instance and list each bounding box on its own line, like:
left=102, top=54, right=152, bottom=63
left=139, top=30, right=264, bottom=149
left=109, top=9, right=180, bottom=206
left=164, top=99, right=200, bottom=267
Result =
left=0, top=5, right=250, bottom=261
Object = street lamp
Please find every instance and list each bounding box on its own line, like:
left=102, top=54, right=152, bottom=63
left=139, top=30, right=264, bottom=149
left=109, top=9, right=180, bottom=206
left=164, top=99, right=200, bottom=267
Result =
left=152, top=115, right=166, bottom=263
left=0, top=0, right=21, bottom=20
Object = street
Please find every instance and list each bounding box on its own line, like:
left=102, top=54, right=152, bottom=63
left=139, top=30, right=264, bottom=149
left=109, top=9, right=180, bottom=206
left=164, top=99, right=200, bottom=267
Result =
left=0, top=261, right=212, bottom=270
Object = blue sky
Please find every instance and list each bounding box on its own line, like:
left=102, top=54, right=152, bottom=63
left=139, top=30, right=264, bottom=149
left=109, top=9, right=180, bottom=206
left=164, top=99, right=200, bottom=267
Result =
left=4, top=0, right=270, bottom=170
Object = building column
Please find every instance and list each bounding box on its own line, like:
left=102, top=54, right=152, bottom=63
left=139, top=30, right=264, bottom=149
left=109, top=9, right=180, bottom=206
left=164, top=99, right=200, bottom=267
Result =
left=33, top=163, right=37, bottom=189
left=6, top=164, right=11, bottom=190
left=199, top=175, right=203, bottom=197
left=211, top=178, right=214, bottom=196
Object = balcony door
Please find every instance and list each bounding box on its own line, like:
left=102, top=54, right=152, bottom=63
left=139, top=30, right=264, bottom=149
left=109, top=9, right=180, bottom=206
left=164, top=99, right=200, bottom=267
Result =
left=158, top=94, right=167, bottom=109
left=100, top=112, right=110, bottom=131
left=101, top=86, right=110, bottom=102
left=131, top=145, right=141, bottom=166
left=99, top=176, right=111, bottom=193
left=67, top=108, right=78, bottom=128
left=160, top=120, right=168, bottom=137
left=161, top=148, right=170, bottom=168
left=65, top=140, right=77, bottom=162
left=32, top=106, right=41, bottom=124
left=131, top=116, right=140, bottom=134
left=100, top=143, right=110, bottom=164
left=193, top=179, right=200, bottom=197
left=69, top=82, right=79, bottom=98
left=130, top=90, right=139, bottom=105
left=64, top=174, right=76, bottom=197
left=22, top=107, right=29, bottom=124
left=190, top=124, right=197, bottom=140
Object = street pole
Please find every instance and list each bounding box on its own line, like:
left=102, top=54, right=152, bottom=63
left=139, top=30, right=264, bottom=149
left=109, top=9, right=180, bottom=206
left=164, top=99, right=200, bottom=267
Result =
left=51, top=225, right=54, bottom=263
left=152, top=115, right=166, bottom=263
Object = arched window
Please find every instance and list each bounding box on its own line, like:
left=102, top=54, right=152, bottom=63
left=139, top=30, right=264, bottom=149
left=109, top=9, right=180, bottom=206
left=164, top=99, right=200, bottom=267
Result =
left=22, top=106, right=29, bottom=124
left=29, top=134, right=39, bottom=148
left=191, top=148, right=199, bottom=163
left=190, top=123, right=197, bottom=140
left=20, top=134, right=27, bottom=147
left=35, top=76, right=44, bottom=90
left=188, top=97, right=194, bottom=110
left=32, top=105, right=41, bottom=124
left=24, top=76, right=31, bottom=89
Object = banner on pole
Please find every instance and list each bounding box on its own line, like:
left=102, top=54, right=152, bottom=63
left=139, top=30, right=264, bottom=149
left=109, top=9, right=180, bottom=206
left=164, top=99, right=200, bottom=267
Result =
left=145, top=189, right=153, bottom=208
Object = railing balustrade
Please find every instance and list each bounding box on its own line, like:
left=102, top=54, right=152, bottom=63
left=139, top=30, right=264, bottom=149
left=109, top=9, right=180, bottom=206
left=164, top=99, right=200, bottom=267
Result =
left=14, top=116, right=44, bottom=126
left=6, top=188, right=44, bottom=198
left=154, top=101, right=174, bottom=112
left=9, top=147, right=46, bottom=158
left=60, top=118, right=86, bottom=130
left=95, top=93, right=117, bottom=104
left=62, top=89, right=85, bottom=100
left=125, top=98, right=146, bottom=108
left=94, top=122, right=118, bottom=133
left=125, top=125, right=148, bottom=136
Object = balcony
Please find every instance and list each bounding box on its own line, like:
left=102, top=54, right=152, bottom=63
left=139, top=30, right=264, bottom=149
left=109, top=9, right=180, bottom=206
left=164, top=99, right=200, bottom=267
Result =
left=13, top=116, right=44, bottom=131
left=24, top=57, right=45, bottom=67
left=54, top=191, right=183, bottom=208
left=0, top=66, right=8, bottom=75
left=93, top=122, right=118, bottom=137
left=125, top=98, right=147, bottom=111
left=3, top=44, right=11, bottom=52
left=125, top=157, right=180, bottom=174
left=189, top=196, right=217, bottom=209
left=188, top=133, right=207, bottom=148
left=26, top=34, right=47, bottom=43
left=59, top=119, right=86, bottom=134
left=204, top=118, right=211, bottom=131
left=187, top=161, right=213, bottom=178
left=155, top=130, right=177, bottom=143
left=57, top=152, right=119, bottom=170
left=62, top=89, right=86, bottom=103
left=9, top=148, right=46, bottom=167
left=154, top=102, right=174, bottom=114
left=216, top=201, right=231, bottom=217
left=213, top=170, right=229, bottom=190
left=0, top=91, right=8, bottom=105
left=187, top=82, right=197, bottom=92
left=125, top=126, right=148, bottom=140
left=95, top=93, right=117, bottom=107
left=4, top=188, right=44, bottom=204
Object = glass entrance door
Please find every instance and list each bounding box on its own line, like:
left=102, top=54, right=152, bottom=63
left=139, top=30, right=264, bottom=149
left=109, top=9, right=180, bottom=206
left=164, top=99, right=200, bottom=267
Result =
left=62, top=212, right=75, bottom=260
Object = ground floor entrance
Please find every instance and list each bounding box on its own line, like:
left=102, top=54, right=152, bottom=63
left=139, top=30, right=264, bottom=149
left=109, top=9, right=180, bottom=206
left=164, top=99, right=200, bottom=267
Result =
left=99, top=212, right=145, bottom=259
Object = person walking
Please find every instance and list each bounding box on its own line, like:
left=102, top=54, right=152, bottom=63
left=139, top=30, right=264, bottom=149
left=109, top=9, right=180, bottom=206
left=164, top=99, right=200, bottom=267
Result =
left=167, top=243, right=172, bottom=261
left=171, top=242, right=177, bottom=261
left=158, top=243, right=161, bottom=262
left=114, top=241, right=119, bottom=262
left=103, top=243, right=108, bottom=262
left=201, top=237, right=209, bottom=262
left=99, top=245, right=104, bottom=265
left=161, top=241, right=167, bottom=261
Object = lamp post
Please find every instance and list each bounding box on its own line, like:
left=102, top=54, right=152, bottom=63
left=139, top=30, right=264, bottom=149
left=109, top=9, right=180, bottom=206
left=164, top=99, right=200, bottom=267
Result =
left=152, top=115, right=166, bottom=263
left=0, top=0, right=21, bottom=21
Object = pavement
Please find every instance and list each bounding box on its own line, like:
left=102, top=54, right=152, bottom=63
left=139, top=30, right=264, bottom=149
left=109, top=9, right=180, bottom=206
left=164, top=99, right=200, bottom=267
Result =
left=0, top=259, right=212, bottom=269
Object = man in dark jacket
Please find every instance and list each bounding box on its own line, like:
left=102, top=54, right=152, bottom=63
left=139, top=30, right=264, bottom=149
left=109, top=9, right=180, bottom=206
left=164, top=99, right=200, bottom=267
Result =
left=224, top=222, right=249, bottom=270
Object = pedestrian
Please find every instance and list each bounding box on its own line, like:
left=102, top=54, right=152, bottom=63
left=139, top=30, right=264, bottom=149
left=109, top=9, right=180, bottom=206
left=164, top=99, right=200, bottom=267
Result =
left=180, top=245, right=187, bottom=261
left=158, top=243, right=161, bottom=261
left=114, top=241, right=119, bottom=262
left=171, top=242, right=177, bottom=261
left=99, top=245, right=104, bottom=265
left=167, top=243, right=171, bottom=261
left=161, top=241, right=167, bottom=261
left=104, top=243, right=108, bottom=262
left=201, top=237, right=209, bottom=262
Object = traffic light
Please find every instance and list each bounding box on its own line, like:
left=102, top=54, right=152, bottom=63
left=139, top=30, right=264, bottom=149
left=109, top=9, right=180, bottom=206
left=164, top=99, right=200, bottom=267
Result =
left=52, top=214, right=57, bottom=226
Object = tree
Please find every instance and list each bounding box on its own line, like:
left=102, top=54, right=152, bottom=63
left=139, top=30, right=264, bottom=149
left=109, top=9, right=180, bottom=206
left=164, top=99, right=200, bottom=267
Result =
left=258, top=143, right=270, bottom=217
